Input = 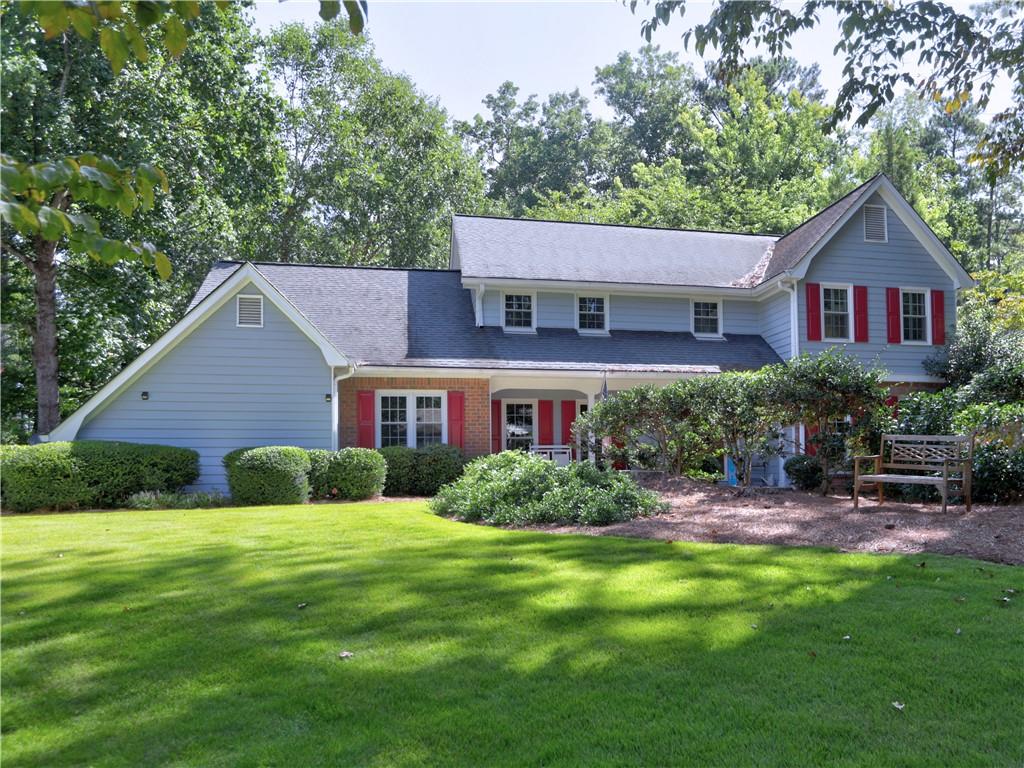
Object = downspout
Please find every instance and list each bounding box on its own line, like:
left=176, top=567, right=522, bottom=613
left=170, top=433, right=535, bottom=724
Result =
left=331, top=364, right=357, bottom=450
left=778, top=277, right=800, bottom=487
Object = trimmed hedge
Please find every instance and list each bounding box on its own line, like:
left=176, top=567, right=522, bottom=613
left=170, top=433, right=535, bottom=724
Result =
left=311, top=448, right=386, bottom=501
left=1, top=441, right=199, bottom=513
left=379, top=446, right=418, bottom=496
left=224, top=446, right=311, bottom=505
left=378, top=445, right=465, bottom=496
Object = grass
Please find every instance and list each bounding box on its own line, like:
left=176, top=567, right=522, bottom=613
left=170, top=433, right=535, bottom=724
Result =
left=2, top=502, right=1021, bottom=767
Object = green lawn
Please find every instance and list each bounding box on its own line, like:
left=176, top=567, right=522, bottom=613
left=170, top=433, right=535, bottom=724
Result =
left=2, top=502, right=1021, bottom=767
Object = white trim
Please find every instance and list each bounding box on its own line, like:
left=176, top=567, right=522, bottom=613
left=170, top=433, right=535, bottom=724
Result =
left=44, top=263, right=350, bottom=442
left=691, top=297, right=724, bottom=339
left=355, top=365, right=719, bottom=380
left=375, top=389, right=448, bottom=449
left=235, top=294, right=264, bottom=327
left=501, top=398, right=538, bottom=450
left=820, top=283, right=854, bottom=343
left=782, top=278, right=799, bottom=358
left=463, top=278, right=781, bottom=299
left=574, top=292, right=610, bottom=335
left=863, top=204, right=888, bottom=243
left=501, top=290, right=537, bottom=333
left=898, top=287, right=932, bottom=345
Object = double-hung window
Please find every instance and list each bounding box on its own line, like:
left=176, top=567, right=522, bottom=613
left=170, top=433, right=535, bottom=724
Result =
left=900, top=289, right=929, bottom=343
left=577, top=295, right=607, bottom=332
left=822, top=285, right=852, bottom=341
left=503, top=293, right=534, bottom=331
left=692, top=300, right=721, bottom=336
left=377, top=392, right=446, bottom=448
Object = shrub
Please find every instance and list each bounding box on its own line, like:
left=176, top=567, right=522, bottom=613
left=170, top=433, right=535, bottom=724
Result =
left=378, top=446, right=418, bottom=496
left=307, top=449, right=333, bottom=498
left=431, top=451, right=661, bottom=526
left=413, top=445, right=465, bottom=495
left=1, top=441, right=199, bottom=513
left=127, top=490, right=233, bottom=510
left=224, top=446, right=311, bottom=505
left=784, top=455, right=823, bottom=492
left=972, top=443, right=1024, bottom=503
left=312, top=448, right=386, bottom=501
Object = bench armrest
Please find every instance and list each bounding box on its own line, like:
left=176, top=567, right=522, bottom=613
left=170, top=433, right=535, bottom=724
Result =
left=853, top=454, right=880, bottom=465
left=944, top=457, right=972, bottom=469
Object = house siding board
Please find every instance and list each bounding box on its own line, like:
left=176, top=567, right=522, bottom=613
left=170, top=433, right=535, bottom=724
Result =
left=797, top=193, right=955, bottom=379
left=538, top=291, right=575, bottom=327
left=609, top=295, right=689, bottom=332
left=759, top=290, right=792, bottom=359
left=722, top=299, right=759, bottom=334
left=77, top=287, right=332, bottom=491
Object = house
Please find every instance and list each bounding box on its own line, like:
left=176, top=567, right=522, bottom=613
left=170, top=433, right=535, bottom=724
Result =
left=44, top=175, right=974, bottom=490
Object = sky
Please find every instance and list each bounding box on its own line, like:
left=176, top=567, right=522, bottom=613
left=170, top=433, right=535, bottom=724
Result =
left=249, top=0, right=1011, bottom=124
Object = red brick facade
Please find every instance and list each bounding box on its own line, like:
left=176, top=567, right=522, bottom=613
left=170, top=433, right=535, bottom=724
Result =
left=338, top=376, right=491, bottom=457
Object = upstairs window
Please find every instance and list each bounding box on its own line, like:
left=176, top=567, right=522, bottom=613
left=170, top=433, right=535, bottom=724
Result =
left=901, top=289, right=929, bottom=343
left=577, top=296, right=607, bottom=332
left=236, top=295, right=263, bottom=327
left=692, top=301, right=721, bottom=336
left=864, top=204, right=887, bottom=242
left=503, top=293, right=534, bottom=330
left=822, top=285, right=851, bottom=341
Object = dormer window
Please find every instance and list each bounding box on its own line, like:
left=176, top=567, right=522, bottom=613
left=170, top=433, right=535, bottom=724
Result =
left=503, top=292, right=535, bottom=331
left=822, top=284, right=852, bottom=341
left=864, top=204, right=887, bottom=242
left=236, top=295, right=263, bottom=327
left=693, top=300, right=721, bottom=337
left=577, top=295, right=607, bottom=333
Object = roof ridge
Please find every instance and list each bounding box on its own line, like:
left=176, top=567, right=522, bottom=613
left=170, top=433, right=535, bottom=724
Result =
left=773, top=174, right=881, bottom=243
left=221, top=260, right=459, bottom=273
left=453, top=213, right=781, bottom=239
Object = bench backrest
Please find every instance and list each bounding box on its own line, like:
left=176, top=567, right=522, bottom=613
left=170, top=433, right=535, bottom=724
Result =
left=881, top=434, right=973, bottom=471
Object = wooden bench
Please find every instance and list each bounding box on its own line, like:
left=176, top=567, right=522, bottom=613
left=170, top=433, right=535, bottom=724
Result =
left=853, top=434, right=973, bottom=513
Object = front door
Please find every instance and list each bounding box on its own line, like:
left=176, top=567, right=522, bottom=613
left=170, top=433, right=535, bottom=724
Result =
left=505, top=402, right=535, bottom=451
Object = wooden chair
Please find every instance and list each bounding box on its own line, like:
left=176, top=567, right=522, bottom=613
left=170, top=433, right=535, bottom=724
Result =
left=853, top=434, right=974, bottom=513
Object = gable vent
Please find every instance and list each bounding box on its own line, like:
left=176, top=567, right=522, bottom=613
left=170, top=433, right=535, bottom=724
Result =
left=236, top=295, right=263, bottom=327
left=864, top=205, right=887, bottom=242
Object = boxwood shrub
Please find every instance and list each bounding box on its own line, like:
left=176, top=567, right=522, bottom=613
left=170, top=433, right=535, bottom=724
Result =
left=379, top=446, right=418, bottom=496
left=224, top=446, right=311, bottom=505
left=1, top=441, right=199, bottom=513
left=413, top=445, right=465, bottom=496
left=431, top=450, right=661, bottom=526
left=310, top=448, right=386, bottom=501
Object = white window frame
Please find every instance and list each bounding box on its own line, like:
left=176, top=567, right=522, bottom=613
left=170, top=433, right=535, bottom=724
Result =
left=574, top=293, right=610, bottom=335
left=820, top=283, right=853, bottom=343
left=899, top=287, right=932, bottom=345
left=864, top=204, right=888, bottom=243
left=501, top=291, right=537, bottom=333
left=235, top=294, right=264, bottom=328
left=691, top=298, right=723, bottom=339
left=375, top=390, right=448, bottom=449
left=502, top=398, right=539, bottom=450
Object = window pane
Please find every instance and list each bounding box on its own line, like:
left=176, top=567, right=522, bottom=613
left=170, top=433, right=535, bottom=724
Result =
left=578, top=296, right=605, bottom=330
left=505, top=403, right=534, bottom=451
left=822, top=288, right=850, bottom=340
left=902, top=291, right=926, bottom=341
left=379, top=395, right=408, bottom=448
left=504, top=294, right=533, bottom=328
left=415, top=395, right=443, bottom=448
left=693, top=301, right=719, bottom=335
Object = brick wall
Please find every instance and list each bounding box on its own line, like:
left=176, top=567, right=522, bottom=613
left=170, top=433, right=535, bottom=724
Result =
left=338, top=376, right=491, bottom=457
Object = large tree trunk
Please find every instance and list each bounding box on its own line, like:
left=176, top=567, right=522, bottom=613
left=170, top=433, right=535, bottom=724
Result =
left=32, top=237, right=60, bottom=435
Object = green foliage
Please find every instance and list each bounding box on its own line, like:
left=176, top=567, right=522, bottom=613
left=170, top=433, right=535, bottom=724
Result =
left=223, top=446, right=311, bottom=506
left=127, top=490, right=233, bottom=510
left=972, top=443, right=1024, bottom=504
left=412, top=445, right=465, bottom=496
left=378, top=446, right=418, bottom=496
left=783, top=455, right=824, bottom=492
left=1, top=440, right=198, bottom=512
left=310, top=448, right=386, bottom=501
left=431, top=451, right=661, bottom=526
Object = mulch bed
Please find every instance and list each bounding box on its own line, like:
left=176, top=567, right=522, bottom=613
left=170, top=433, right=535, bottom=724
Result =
left=536, top=475, right=1024, bottom=565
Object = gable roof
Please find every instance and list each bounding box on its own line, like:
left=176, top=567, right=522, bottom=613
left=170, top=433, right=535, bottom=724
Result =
left=190, top=262, right=783, bottom=374
left=451, top=215, right=778, bottom=288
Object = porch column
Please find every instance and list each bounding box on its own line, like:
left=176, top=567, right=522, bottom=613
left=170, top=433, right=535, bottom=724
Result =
left=587, top=391, right=595, bottom=462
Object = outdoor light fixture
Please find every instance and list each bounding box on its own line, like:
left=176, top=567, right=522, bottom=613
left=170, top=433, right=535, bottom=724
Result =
left=325, top=394, right=332, bottom=403
left=141, top=391, right=149, bottom=400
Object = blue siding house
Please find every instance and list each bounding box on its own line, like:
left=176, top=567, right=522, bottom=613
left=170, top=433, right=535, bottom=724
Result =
left=46, top=175, right=974, bottom=490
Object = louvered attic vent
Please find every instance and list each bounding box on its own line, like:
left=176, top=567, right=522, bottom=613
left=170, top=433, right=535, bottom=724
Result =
left=863, top=204, right=887, bottom=242
left=236, top=295, right=263, bottom=327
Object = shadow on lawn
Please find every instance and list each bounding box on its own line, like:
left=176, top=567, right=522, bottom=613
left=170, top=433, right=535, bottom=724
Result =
left=2, top=507, right=1021, bottom=767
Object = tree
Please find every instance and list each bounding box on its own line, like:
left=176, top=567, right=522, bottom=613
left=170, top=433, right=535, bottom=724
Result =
left=777, top=350, right=888, bottom=494
left=255, top=22, right=486, bottom=266
left=633, top=0, right=1024, bottom=175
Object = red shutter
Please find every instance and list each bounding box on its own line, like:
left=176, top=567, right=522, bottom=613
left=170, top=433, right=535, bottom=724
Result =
left=854, top=285, right=869, bottom=342
left=490, top=399, right=502, bottom=453
left=447, top=391, right=465, bottom=450
left=356, top=390, right=375, bottom=448
left=560, top=400, right=577, bottom=445
left=805, top=282, right=822, bottom=341
left=804, top=423, right=819, bottom=456
left=886, top=287, right=901, bottom=344
left=931, top=290, right=946, bottom=345
left=538, top=400, right=554, bottom=445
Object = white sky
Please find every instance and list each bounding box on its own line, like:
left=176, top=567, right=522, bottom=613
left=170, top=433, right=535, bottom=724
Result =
left=248, top=0, right=1012, bottom=123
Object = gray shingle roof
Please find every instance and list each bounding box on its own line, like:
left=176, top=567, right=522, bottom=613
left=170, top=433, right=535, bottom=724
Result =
left=189, top=262, right=782, bottom=373
left=451, top=215, right=778, bottom=288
